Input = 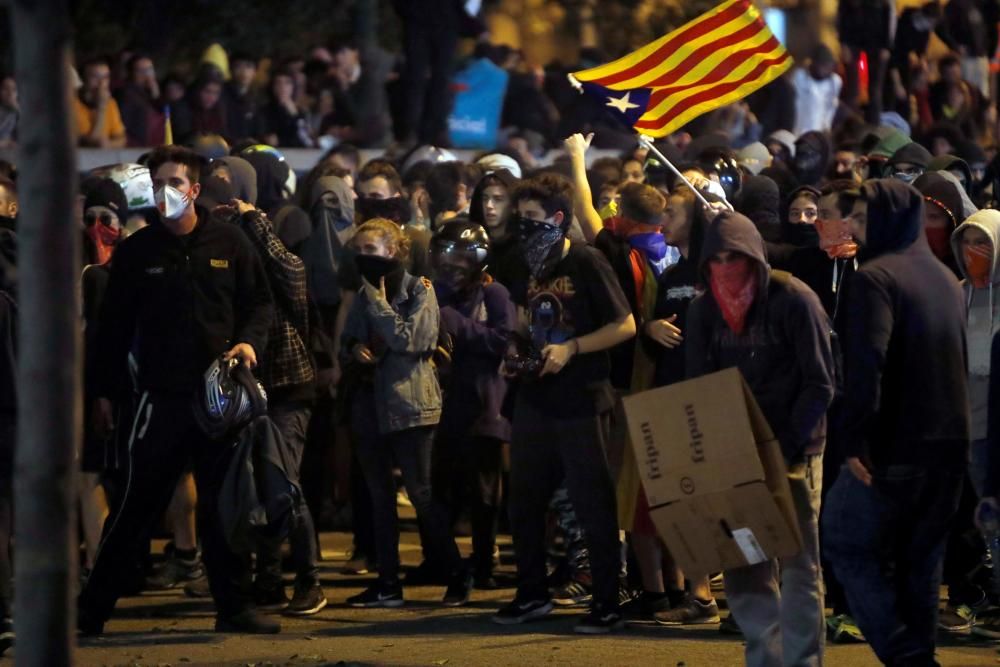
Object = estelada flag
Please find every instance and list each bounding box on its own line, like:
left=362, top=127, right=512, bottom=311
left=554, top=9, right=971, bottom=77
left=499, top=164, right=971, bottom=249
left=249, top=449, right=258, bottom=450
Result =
left=570, top=0, right=792, bottom=138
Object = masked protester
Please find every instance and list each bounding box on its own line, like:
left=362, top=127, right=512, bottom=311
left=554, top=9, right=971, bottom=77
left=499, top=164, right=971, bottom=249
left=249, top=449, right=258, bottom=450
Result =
left=492, top=173, right=636, bottom=634
left=79, top=145, right=276, bottom=636
left=429, top=221, right=515, bottom=589
left=686, top=212, right=834, bottom=667
left=793, top=131, right=832, bottom=187
left=824, top=179, right=970, bottom=666
left=934, top=210, right=1000, bottom=635
left=885, top=141, right=932, bottom=184
left=339, top=218, right=469, bottom=609
left=913, top=171, right=967, bottom=276
left=636, top=186, right=725, bottom=625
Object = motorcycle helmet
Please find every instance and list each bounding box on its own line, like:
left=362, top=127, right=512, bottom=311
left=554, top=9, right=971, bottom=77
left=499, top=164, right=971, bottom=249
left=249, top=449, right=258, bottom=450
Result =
left=696, top=147, right=742, bottom=201
left=430, top=221, right=491, bottom=291
left=193, top=356, right=268, bottom=440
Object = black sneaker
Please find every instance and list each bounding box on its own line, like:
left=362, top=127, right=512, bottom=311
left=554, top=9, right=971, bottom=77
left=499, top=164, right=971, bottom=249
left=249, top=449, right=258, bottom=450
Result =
left=653, top=596, right=720, bottom=626
left=285, top=582, right=328, bottom=616
left=621, top=591, right=672, bottom=619
left=215, top=609, right=281, bottom=634
left=347, top=581, right=404, bottom=608
left=0, top=617, right=12, bottom=655
left=77, top=607, right=105, bottom=638
left=253, top=584, right=289, bottom=611
left=442, top=573, right=473, bottom=607
left=492, top=597, right=554, bottom=625
left=146, top=555, right=205, bottom=590
left=183, top=575, right=211, bottom=598
left=575, top=605, right=625, bottom=634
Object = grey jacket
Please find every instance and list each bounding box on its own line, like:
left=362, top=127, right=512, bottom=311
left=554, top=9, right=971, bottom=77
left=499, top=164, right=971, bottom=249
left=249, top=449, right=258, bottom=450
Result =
left=342, top=271, right=442, bottom=434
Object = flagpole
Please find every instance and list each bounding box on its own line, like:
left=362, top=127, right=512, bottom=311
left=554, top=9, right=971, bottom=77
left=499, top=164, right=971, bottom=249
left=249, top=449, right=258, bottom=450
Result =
left=636, top=134, right=730, bottom=211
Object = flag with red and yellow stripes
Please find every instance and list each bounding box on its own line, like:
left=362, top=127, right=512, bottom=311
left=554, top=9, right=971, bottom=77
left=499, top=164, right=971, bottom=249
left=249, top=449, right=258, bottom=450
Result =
left=570, top=0, right=792, bottom=138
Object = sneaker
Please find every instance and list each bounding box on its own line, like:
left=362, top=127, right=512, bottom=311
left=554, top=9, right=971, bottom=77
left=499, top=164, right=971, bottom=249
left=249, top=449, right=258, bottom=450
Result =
left=253, top=584, right=289, bottom=611
left=396, top=488, right=413, bottom=508
left=719, top=613, right=742, bottom=636
left=972, top=608, right=1000, bottom=639
left=553, top=579, right=592, bottom=607
left=442, top=573, right=473, bottom=607
left=285, top=582, right=328, bottom=616
left=347, top=581, right=404, bottom=608
left=183, top=575, right=211, bottom=598
left=621, top=591, right=672, bottom=619
left=342, top=552, right=375, bottom=576
left=828, top=614, right=866, bottom=644
left=709, top=572, right=725, bottom=591
left=145, top=555, right=205, bottom=590
left=492, top=597, right=554, bottom=625
left=214, top=609, right=281, bottom=634
left=0, top=618, right=12, bottom=655
left=938, top=604, right=975, bottom=634
left=653, top=596, right=721, bottom=626
left=575, top=605, right=625, bottom=634
left=77, top=607, right=105, bottom=638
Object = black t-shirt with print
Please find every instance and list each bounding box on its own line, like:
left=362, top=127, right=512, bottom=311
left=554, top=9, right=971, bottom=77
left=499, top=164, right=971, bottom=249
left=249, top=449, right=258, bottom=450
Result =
left=509, top=241, right=631, bottom=418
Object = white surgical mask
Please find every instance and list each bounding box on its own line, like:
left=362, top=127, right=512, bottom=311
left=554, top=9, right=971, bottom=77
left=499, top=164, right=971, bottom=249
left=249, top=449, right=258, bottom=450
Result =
left=154, top=185, right=191, bottom=220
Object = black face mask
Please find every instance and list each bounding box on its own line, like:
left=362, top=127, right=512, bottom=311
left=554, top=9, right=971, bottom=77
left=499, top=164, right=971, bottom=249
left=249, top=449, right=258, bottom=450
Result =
left=356, top=196, right=412, bottom=225
left=355, top=253, right=404, bottom=298
left=793, top=149, right=825, bottom=186
left=784, top=222, right=820, bottom=248
left=514, top=215, right=567, bottom=280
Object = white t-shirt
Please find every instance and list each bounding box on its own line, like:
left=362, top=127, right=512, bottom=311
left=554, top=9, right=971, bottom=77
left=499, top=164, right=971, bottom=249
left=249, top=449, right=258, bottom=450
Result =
left=792, top=68, right=842, bottom=136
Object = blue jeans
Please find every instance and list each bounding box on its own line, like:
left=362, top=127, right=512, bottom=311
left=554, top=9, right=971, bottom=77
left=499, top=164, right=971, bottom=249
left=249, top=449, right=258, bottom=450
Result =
left=823, top=465, right=964, bottom=664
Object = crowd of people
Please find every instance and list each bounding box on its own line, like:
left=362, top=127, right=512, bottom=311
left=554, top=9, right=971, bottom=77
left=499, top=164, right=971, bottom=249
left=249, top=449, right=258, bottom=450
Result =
left=1, top=1, right=1000, bottom=666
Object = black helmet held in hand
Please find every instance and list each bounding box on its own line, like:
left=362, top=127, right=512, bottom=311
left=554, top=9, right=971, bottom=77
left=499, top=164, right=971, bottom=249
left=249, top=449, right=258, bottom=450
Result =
left=430, top=221, right=491, bottom=291
left=193, top=356, right=268, bottom=440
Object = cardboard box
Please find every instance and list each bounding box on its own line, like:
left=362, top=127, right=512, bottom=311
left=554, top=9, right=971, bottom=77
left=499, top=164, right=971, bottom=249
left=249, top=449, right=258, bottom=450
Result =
left=623, top=367, right=803, bottom=576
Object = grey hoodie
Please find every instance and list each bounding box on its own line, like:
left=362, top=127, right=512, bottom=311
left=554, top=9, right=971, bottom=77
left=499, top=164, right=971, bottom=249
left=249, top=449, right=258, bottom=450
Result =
left=951, top=209, right=1000, bottom=440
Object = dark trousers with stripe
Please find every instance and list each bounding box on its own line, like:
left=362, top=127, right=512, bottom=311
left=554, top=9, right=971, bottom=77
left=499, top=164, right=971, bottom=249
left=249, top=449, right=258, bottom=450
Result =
left=79, top=391, right=252, bottom=622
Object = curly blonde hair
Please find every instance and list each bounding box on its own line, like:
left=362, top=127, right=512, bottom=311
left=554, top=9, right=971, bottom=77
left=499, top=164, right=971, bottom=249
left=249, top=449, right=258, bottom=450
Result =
left=353, top=218, right=411, bottom=259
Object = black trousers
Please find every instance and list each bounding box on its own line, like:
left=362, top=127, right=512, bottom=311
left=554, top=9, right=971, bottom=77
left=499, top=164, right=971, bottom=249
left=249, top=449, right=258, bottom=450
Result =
left=508, top=399, right=620, bottom=608
left=79, top=391, right=252, bottom=621
left=399, top=19, right=457, bottom=145
left=433, top=434, right=503, bottom=577
left=0, top=419, right=12, bottom=619
left=256, top=403, right=320, bottom=589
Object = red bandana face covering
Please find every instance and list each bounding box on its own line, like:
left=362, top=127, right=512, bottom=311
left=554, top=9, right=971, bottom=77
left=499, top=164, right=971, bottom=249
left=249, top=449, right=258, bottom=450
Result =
left=925, top=227, right=951, bottom=261
left=963, top=244, right=993, bottom=288
left=86, top=223, right=121, bottom=265
left=708, top=256, right=758, bottom=335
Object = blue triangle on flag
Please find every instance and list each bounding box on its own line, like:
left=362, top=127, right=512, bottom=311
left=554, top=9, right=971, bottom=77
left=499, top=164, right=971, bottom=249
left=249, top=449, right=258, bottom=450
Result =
left=581, top=82, right=652, bottom=126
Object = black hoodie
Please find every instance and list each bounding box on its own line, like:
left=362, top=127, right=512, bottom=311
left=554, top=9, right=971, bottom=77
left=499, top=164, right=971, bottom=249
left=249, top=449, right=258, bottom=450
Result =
left=686, top=211, right=834, bottom=463
left=840, top=179, right=969, bottom=470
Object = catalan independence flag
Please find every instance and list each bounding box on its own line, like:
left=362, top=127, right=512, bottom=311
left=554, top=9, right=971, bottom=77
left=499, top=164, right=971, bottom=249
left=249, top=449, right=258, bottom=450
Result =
left=570, top=0, right=792, bottom=138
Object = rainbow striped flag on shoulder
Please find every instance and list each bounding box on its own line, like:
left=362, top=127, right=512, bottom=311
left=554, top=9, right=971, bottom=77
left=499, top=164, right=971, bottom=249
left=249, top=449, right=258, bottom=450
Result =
left=570, top=0, right=792, bottom=138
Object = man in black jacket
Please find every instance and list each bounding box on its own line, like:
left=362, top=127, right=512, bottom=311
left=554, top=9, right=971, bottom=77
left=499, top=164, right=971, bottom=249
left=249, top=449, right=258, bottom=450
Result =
left=685, top=211, right=834, bottom=667
left=79, top=146, right=276, bottom=635
left=823, top=179, right=969, bottom=665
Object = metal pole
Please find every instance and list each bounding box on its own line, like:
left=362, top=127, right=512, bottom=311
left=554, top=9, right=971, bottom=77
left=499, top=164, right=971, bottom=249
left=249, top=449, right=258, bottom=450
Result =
left=636, top=134, right=724, bottom=210
left=11, top=0, right=79, bottom=663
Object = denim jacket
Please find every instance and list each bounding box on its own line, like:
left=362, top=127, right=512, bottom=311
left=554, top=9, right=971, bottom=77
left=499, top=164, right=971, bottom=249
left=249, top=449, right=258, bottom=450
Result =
left=342, top=271, right=442, bottom=434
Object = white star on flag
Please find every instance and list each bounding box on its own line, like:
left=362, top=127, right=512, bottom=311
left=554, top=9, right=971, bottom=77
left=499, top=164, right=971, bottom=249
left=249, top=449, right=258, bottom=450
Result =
left=606, top=92, right=639, bottom=113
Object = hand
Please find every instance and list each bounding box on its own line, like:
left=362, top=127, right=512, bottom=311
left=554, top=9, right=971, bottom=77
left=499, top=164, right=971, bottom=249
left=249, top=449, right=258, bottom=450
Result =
left=894, top=83, right=907, bottom=101
left=975, top=497, right=1000, bottom=533
left=96, top=82, right=111, bottom=108
left=646, top=315, right=684, bottom=348
left=353, top=343, right=375, bottom=365
left=540, top=341, right=575, bottom=376
left=846, top=456, right=873, bottom=487
left=223, top=342, right=258, bottom=369
left=362, top=276, right=388, bottom=303
left=92, top=398, right=114, bottom=440
left=564, top=132, right=594, bottom=160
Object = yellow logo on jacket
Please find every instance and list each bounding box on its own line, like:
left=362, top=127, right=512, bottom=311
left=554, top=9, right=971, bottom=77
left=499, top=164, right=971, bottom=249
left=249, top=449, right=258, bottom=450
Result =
left=210, top=259, right=229, bottom=269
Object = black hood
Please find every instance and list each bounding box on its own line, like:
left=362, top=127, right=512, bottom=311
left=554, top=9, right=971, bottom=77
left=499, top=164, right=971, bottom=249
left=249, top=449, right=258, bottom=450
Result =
left=698, top=210, right=770, bottom=294
left=887, top=142, right=932, bottom=170
left=781, top=185, right=822, bottom=247
left=0, top=228, right=15, bottom=296
left=913, top=172, right=962, bottom=229
left=242, top=151, right=289, bottom=215
left=859, top=178, right=925, bottom=259
left=927, top=154, right=974, bottom=190
left=736, top=174, right=782, bottom=243
left=792, top=131, right=831, bottom=187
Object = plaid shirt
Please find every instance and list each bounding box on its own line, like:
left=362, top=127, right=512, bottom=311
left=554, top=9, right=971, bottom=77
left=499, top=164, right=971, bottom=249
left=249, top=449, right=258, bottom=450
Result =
left=239, top=210, right=314, bottom=391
